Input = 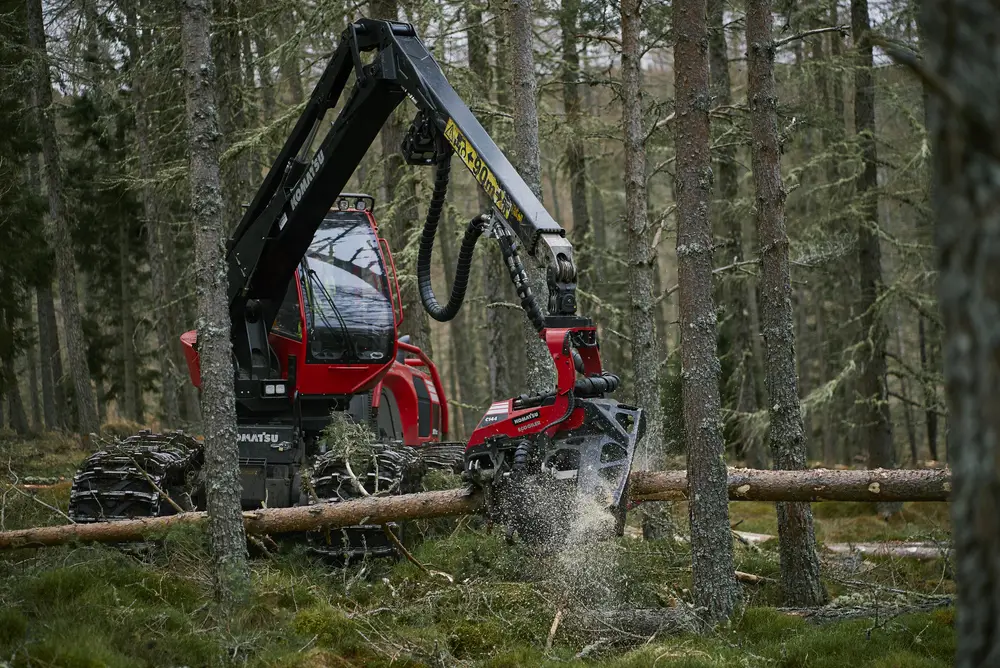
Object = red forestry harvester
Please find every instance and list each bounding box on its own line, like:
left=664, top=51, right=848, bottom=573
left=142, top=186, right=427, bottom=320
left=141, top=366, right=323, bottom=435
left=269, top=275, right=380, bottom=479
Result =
left=68, top=18, right=645, bottom=557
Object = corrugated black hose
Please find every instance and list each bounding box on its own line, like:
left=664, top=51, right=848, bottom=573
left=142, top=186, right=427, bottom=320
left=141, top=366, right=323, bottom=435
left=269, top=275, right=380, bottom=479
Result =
left=416, top=157, right=489, bottom=322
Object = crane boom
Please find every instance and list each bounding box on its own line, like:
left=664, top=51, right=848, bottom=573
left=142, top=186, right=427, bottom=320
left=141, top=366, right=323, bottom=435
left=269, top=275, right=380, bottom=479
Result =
left=226, top=19, right=577, bottom=379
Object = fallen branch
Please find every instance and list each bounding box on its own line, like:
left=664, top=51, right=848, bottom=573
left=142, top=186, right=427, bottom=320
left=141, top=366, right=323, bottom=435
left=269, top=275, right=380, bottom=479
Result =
left=0, top=468, right=951, bottom=550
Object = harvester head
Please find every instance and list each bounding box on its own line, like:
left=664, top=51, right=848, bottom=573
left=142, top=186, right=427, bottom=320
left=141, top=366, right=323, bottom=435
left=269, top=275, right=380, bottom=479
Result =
left=463, top=324, right=645, bottom=542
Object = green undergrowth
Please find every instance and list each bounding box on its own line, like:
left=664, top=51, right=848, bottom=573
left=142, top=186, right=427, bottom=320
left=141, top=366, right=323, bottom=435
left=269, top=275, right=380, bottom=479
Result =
left=0, top=441, right=956, bottom=666
left=0, top=430, right=86, bottom=480
left=0, top=520, right=955, bottom=667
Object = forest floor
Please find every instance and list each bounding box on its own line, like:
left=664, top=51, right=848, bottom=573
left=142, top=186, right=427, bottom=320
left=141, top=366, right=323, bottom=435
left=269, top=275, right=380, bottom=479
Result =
left=0, top=431, right=955, bottom=667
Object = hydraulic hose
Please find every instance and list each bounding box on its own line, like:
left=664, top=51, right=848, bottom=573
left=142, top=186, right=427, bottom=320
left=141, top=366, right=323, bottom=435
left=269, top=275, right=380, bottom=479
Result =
left=416, top=158, right=488, bottom=322
left=498, top=235, right=546, bottom=334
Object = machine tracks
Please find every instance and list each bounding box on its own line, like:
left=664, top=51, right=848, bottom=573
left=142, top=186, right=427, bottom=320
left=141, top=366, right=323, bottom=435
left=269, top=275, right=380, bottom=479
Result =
left=69, top=431, right=204, bottom=523
left=305, top=441, right=464, bottom=560
left=68, top=430, right=465, bottom=562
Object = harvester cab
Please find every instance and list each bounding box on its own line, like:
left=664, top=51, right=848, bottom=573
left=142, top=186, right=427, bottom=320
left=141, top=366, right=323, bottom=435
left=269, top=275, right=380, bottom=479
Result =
left=69, top=18, right=645, bottom=552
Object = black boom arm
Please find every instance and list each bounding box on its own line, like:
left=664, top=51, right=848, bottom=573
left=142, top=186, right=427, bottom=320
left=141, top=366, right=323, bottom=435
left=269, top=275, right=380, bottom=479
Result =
left=226, top=19, right=578, bottom=379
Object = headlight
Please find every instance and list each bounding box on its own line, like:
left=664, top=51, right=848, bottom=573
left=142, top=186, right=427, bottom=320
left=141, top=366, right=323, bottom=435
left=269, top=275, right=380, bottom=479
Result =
left=275, top=383, right=286, bottom=395
left=264, top=384, right=276, bottom=395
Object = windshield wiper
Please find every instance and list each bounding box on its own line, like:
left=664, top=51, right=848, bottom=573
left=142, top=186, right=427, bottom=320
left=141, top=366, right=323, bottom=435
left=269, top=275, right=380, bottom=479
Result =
left=304, top=262, right=360, bottom=361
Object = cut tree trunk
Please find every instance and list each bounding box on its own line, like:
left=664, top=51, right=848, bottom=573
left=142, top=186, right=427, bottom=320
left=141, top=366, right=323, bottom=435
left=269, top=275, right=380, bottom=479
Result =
left=0, top=468, right=952, bottom=550
left=622, top=0, right=664, bottom=472
left=674, top=0, right=740, bottom=624
left=179, top=0, right=249, bottom=605
left=631, top=467, right=951, bottom=502
left=746, top=0, right=826, bottom=607
left=25, top=0, right=100, bottom=437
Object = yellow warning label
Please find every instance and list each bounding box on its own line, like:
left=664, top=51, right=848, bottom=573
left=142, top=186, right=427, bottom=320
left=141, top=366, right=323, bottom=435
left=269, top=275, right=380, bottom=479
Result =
left=444, top=118, right=523, bottom=225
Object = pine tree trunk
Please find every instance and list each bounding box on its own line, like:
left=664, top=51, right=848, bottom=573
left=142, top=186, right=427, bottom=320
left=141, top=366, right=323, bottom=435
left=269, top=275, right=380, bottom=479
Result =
left=275, top=13, right=304, bottom=106
left=25, top=0, right=99, bottom=438
left=559, top=0, right=591, bottom=286
left=708, top=0, right=760, bottom=465
left=918, top=317, right=939, bottom=461
left=673, top=0, right=739, bottom=624
left=27, top=160, right=55, bottom=431
left=119, top=219, right=140, bottom=423
left=179, top=0, right=248, bottom=606
left=253, top=27, right=276, bottom=123
left=829, top=0, right=845, bottom=134
left=922, top=1, right=1000, bottom=661
left=621, top=0, right=664, bottom=472
left=27, top=321, right=41, bottom=431
left=746, top=0, right=827, bottom=607
left=36, top=284, right=64, bottom=429
left=851, top=0, right=898, bottom=516
left=508, top=0, right=553, bottom=395
left=214, top=0, right=248, bottom=229
left=3, top=359, right=29, bottom=435
left=124, top=0, right=180, bottom=428
left=481, top=6, right=514, bottom=401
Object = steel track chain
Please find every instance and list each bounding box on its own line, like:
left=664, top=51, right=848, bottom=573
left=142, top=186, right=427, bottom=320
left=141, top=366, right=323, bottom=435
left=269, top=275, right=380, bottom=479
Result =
left=68, top=430, right=203, bottom=523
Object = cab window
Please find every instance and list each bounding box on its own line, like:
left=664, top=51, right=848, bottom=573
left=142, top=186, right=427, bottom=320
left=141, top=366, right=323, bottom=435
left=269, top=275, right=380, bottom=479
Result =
left=273, top=277, right=302, bottom=340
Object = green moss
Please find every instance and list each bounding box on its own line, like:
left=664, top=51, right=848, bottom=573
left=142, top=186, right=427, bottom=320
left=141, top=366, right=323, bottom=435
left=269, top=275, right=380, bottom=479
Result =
left=293, top=605, right=360, bottom=650
left=0, top=608, right=27, bottom=646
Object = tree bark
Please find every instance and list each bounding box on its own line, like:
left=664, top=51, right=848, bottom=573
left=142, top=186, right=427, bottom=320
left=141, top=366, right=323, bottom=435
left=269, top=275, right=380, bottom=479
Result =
left=3, top=356, right=29, bottom=435
left=559, top=0, right=591, bottom=286
left=508, top=0, right=553, bottom=395
left=275, top=11, right=304, bottom=106
left=746, top=0, right=826, bottom=607
left=25, top=0, right=100, bottom=437
left=179, top=0, right=249, bottom=605
left=851, top=0, right=898, bottom=516
left=622, top=0, right=664, bottom=472
left=673, top=0, right=739, bottom=624
left=482, top=6, right=514, bottom=401
left=918, top=317, right=939, bottom=460
left=36, top=284, right=64, bottom=429
left=27, top=319, right=41, bottom=431
left=922, top=0, right=1000, bottom=662
left=119, top=219, right=140, bottom=423
left=0, top=467, right=952, bottom=550
left=26, top=161, right=54, bottom=431
left=124, top=0, right=180, bottom=428
left=708, top=0, right=760, bottom=467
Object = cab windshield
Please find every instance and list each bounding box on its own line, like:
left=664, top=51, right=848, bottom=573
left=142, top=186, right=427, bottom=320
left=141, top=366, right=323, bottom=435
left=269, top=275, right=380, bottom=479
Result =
left=300, top=212, right=395, bottom=364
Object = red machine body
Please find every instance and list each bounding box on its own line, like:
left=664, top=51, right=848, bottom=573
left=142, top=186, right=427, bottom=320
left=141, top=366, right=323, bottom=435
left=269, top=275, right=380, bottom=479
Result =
left=465, top=327, right=598, bottom=448
left=180, top=202, right=447, bottom=446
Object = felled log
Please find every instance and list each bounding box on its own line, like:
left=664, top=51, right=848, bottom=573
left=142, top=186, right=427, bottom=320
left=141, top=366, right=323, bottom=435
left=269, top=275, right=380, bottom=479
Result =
left=630, top=467, right=951, bottom=503
left=0, top=467, right=951, bottom=550
left=0, top=487, right=484, bottom=550
left=823, top=541, right=949, bottom=561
